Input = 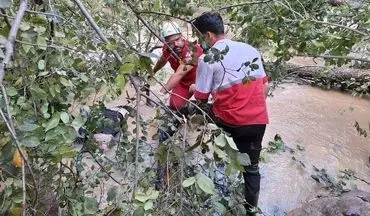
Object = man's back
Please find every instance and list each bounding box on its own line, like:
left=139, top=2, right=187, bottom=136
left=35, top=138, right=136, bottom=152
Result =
left=196, top=39, right=268, bottom=126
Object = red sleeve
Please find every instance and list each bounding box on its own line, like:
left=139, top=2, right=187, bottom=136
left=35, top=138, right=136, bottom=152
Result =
left=263, top=76, right=268, bottom=84
left=194, top=91, right=210, bottom=100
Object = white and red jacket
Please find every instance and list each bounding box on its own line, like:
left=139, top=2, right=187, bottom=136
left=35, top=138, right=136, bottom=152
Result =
left=194, top=39, right=269, bottom=126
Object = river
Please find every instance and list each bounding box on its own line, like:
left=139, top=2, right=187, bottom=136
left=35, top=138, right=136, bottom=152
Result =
left=259, top=83, right=370, bottom=215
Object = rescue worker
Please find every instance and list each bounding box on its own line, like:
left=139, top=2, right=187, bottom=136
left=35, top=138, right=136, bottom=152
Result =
left=152, top=22, right=203, bottom=114
left=192, top=12, right=270, bottom=215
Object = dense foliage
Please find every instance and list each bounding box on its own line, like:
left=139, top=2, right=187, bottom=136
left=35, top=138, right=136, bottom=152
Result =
left=0, top=0, right=369, bottom=215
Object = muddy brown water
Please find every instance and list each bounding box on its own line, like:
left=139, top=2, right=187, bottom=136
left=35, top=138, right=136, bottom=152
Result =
left=259, top=83, right=370, bottom=215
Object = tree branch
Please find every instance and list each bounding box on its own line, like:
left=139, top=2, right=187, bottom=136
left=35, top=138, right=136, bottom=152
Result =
left=0, top=8, right=11, bottom=28
left=297, top=54, right=370, bottom=64
left=284, top=18, right=368, bottom=36
left=0, top=85, right=38, bottom=213
left=73, top=0, right=141, bottom=92
left=0, top=0, right=29, bottom=84
left=137, top=10, right=191, bottom=23
left=134, top=92, right=141, bottom=192
left=311, top=19, right=368, bottom=36
left=179, top=116, right=187, bottom=214
left=217, top=0, right=274, bottom=11
left=73, top=0, right=123, bottom=63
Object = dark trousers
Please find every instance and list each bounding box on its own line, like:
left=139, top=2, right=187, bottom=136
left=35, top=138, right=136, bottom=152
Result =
left=214, top=115, right=266, bottom=213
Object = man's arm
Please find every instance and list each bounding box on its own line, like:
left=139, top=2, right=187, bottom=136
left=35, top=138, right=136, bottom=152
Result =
left=161, top=64, right=194, bottom=93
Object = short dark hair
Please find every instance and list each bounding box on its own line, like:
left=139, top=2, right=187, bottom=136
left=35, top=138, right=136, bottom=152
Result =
left=192, top=12, right=224, bottom=35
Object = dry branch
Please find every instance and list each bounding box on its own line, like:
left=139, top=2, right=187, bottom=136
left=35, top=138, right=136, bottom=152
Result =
left=217, top=0, right=274, bottom=11
left=0, top=0, right=29, bottom=84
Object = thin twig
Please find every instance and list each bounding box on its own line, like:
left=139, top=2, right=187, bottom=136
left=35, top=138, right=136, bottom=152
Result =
left=312, top=19, right=368, bottom=36
left=0, top=8, right=11, bottom=28
left=217, top=0, right=274, bottom=11
left=179, top=116, right=187, bottom=215
left=284, top=18, right=368, bottom=36
left=0, top=0, right=29, bottom=84
left=86, top=151, right=121, bottom=184
left=22, top=162, right=26, bottom=215
left=138, top=10, right=191, bottom=23
left=134, top=90, right=141, bottom=192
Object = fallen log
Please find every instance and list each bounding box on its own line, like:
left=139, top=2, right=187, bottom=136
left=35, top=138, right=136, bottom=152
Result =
left=268, top=64, right=370, bottom=95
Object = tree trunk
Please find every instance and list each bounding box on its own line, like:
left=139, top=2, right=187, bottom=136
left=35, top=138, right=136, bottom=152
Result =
left=287, top=66, right=370, bottom=95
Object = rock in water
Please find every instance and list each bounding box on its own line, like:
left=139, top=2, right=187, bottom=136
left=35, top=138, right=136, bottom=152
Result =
left=287, top=190, right=370, bottom=216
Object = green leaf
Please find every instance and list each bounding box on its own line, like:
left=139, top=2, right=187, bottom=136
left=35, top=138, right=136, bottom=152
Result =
left=203, top=54, right=212, bottom=63
left=135, top=191, right=148, bottom=203
left=133, top=207, right=145, bottom=216
left=207, top=123, right=218, bottom=131
left=55, top=31, right=65, bottom=38
left=237, top=153, right=251, bottom=166
left=72, top=116, right=85, bottom=128
left=34, top=26, right=46, bottom=34
left=38, top=59, right=45, bottom=70
left=107, top=186, right=117, bottom=202
left=60, top=77, right=74, bottom=87
left=30, top=85, right=48, bottom=100
left=213, top=201, right=227, bottom=214
left=214, top=146, right=228, bottom=160
left=18, top=122, right=39, bottom=132
left=146, top=188, right=159, bottom=200
left=250, top=63, right=259, bottom=70
left=44, top=112, right=60, bottom=132
left=6, top=87, right=18, bottom=96
left=115, top=74, right=126, bottom=90
left=0, top=35, right=6, bottom=44
left=182, top=176, right=196, bottom=187
left=0, top=0, right=11, bottom=9
left=214, top=134, right=226, bottom=147
left=19, top=22, right=31, bottom=31
left=106, top=43, right=115, bottom=50
left=144, top=200, right=154, bottom=211
left=22, top=137, right=40, bottom=147
left=225, top=135, right=238, bottom=150
left=22, top=43, right=32, bottom=53
left=60, top=112, right=69, bottom=123
left=196, top=172, right=215, bottom=195
left=37, top=36, right=47, bottom=50
left=120, top=63, right=135, bottom=74
left=84, top=197, right=99, bottom=214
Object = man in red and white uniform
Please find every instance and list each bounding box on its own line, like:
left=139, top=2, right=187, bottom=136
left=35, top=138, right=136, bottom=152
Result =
left=152, top=22, right=203, bottom=113
left=193, top=12, right=269, bottom=215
